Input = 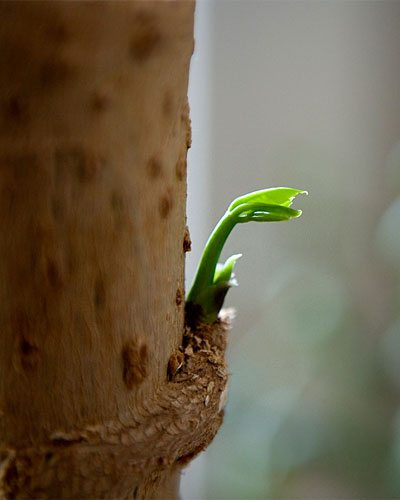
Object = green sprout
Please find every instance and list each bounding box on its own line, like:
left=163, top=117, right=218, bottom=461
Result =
left=185, top=187, right=307, bottom=325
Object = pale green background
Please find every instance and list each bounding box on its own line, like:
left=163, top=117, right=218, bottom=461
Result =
left=183, top=2, right=400, bottom=498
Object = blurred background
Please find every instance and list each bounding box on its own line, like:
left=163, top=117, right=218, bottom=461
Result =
left=182, top=1, right=400, bottom=499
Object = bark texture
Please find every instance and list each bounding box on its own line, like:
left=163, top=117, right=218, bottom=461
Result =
left=0, top=2, right=229, bottom=499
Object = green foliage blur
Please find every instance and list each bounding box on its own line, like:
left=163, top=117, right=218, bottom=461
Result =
left=192, top=140, right=400, bottom=500
left=183, top=2, right=400, bottom=498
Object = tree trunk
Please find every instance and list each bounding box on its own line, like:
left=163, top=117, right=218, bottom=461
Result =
left=0, top=2, right=228, bottom=499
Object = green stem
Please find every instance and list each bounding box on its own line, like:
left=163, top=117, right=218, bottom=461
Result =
left=186, top=209, right=235, bottom=303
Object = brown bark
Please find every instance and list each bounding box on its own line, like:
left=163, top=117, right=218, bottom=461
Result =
left=0, top=2, right=228, bottom=499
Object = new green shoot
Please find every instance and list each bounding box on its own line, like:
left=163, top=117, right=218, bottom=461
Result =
left=186, top=187, right=307, bottom=324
